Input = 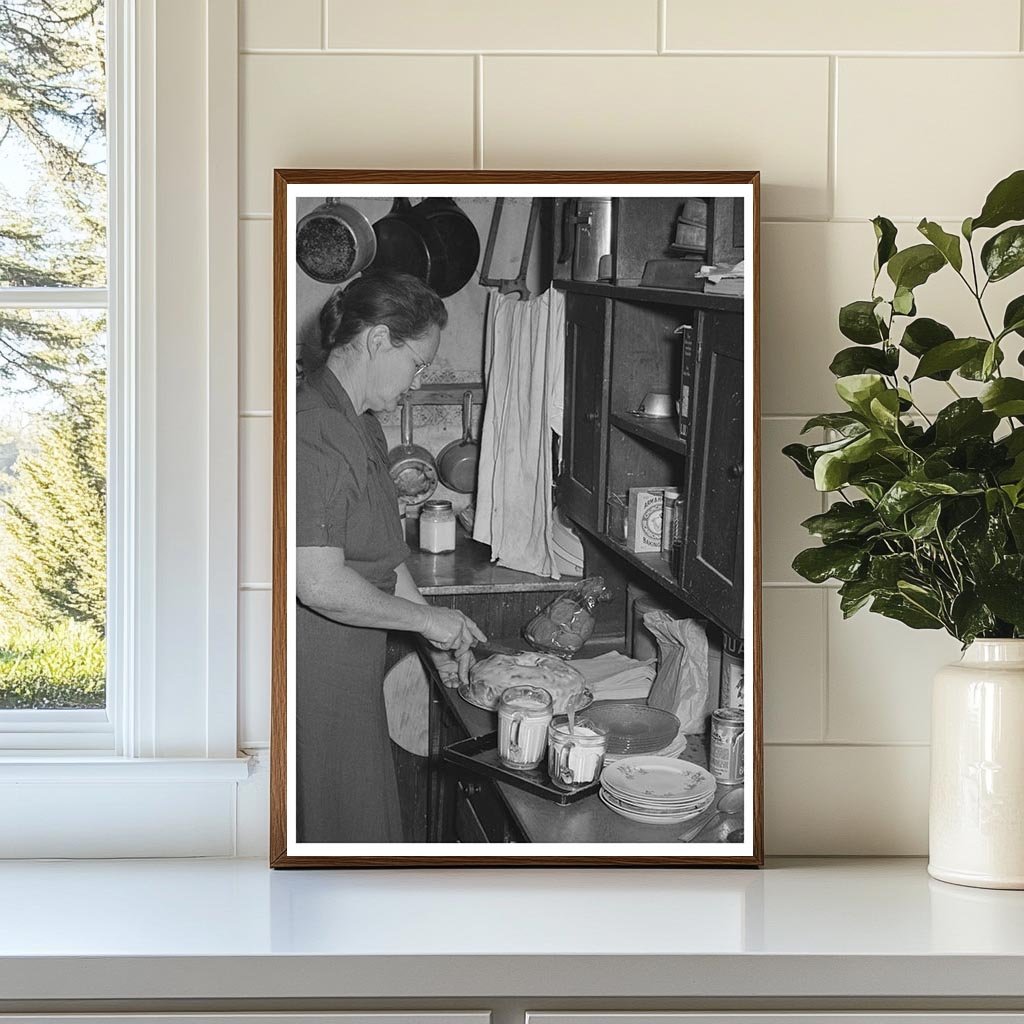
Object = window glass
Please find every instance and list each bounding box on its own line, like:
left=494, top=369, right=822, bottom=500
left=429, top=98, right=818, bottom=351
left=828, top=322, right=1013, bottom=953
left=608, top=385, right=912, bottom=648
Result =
left=0, top=1, right=107, bottom=710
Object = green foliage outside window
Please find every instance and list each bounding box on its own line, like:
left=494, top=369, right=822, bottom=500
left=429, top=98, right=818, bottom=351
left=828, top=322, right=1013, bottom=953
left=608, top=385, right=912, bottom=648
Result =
left=0, top=1, right=107, bottom=708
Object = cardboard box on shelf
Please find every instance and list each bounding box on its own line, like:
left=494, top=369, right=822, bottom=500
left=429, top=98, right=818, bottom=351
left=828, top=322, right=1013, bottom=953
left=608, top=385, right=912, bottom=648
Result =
left=626, top=487, right=666, bottom=553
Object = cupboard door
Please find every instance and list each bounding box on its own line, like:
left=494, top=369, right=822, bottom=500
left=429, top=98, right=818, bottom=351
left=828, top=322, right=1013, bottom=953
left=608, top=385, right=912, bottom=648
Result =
left=680, top=310, right=745, bottom=636
left=558, top=291, right=611, bottom=534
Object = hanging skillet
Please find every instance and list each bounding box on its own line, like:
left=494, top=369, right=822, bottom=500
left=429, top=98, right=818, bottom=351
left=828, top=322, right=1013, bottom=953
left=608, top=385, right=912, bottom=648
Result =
left=295, top=198, right=377, bottom=284
left=369, top=198, right=445, bottom=292
left=412, top=198, right=480, bottom=298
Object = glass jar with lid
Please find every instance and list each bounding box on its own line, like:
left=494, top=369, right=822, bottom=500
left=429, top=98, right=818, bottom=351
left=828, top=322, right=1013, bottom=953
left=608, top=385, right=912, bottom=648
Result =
left=419, top=498, right=456, bottom=553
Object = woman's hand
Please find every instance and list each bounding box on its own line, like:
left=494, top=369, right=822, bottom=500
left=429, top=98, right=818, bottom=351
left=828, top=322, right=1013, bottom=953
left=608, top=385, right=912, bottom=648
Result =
left=427, top=647, right=476, bottom=688
left=420, top=606, right=487, bottom=669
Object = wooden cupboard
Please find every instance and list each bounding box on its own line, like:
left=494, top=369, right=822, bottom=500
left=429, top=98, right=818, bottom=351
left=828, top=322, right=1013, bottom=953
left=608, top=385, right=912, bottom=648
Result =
left=555, top=280, right=746, bottom=638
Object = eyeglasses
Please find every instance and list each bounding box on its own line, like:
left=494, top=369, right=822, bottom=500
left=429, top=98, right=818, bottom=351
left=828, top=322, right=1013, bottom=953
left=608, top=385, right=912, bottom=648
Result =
left=404, top=342, right=431, bottom=381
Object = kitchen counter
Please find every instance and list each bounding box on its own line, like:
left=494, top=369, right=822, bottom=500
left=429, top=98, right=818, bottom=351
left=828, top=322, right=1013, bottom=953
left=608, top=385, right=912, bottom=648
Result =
left=404, top=521, right=567, bottom=595
left=2, top=856, right=1024, bottom=1007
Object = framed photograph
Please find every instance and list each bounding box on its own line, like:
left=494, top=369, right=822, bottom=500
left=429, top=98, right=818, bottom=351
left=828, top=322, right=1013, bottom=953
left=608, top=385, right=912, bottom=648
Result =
left=271, top=171, right=762, bottom=867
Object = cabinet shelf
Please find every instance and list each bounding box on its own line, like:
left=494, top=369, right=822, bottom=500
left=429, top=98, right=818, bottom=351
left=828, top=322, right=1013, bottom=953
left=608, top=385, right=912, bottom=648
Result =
left=610, top=412, right=688, bottom=456
left=554, top=278, right=743, bottom=313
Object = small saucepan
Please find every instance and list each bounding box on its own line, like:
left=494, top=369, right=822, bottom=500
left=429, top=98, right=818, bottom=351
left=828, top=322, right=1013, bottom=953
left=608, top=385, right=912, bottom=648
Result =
left=436, top=391, right=480, bottom=494
left=388, top=400, right=438, bottom=506
left=295, top=198, right=377, bottom=284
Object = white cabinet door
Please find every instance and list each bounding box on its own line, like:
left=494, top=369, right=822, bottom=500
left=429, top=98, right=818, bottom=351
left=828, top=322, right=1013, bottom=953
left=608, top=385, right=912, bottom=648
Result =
left=528, top=1016, right=1024, bottom=1024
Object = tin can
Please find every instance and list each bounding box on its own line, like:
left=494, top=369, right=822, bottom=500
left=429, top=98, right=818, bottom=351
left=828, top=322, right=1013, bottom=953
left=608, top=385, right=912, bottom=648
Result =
left=660, top=488, right=680, bottom=558
left=720, top=634, right=744, bottom=709
left=709, top=707, right=744, bottom=784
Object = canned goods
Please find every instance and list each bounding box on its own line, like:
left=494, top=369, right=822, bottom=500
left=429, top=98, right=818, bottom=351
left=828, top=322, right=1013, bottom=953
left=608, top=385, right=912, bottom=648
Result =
left=709, top=707, right=744, bottom=784
left=720, top=634, right=744, bottom=709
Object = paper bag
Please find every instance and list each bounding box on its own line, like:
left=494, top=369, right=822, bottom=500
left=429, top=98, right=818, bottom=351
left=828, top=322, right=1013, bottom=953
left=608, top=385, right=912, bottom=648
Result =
left=643, top=611, right=709, bottom=733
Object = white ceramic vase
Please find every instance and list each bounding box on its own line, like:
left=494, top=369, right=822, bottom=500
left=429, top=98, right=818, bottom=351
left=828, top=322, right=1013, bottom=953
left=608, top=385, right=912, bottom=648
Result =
left=929, top=639, right=1024, bottom=889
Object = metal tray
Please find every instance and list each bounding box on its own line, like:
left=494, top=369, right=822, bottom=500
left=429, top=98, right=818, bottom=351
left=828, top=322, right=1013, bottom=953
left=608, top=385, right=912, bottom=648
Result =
left=442, top=732, right=600, bottom=805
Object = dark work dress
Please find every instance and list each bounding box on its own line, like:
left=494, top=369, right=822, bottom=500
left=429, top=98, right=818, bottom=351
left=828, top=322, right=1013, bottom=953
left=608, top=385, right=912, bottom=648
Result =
left=295, top=368, right=409, bottom=843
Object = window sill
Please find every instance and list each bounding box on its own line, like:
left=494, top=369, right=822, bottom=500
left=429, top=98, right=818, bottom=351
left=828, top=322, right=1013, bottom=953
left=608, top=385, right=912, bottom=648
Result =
left=0, top=754, right=252, bottom=782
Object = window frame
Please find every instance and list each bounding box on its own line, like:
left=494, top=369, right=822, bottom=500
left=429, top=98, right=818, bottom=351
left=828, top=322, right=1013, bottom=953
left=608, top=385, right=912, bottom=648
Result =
left=0, top=0, right=247, bottom=856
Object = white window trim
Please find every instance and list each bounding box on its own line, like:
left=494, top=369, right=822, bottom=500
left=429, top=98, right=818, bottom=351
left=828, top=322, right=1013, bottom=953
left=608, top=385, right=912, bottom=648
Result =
left=0, top=0, right=249, bottom=856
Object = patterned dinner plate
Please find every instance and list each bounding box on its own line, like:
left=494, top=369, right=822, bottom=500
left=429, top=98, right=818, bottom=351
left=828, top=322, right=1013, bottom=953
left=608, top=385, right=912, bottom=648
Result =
left=599, top=786, right=715, bottom=816
left=600, top=756, right=716, bottom=804
left=598, top=789, right=711, bottom=826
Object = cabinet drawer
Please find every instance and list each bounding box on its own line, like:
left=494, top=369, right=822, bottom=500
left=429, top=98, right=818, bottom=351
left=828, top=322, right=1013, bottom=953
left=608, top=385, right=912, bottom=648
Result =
left=528, top=1016, right=1024, bottom=1024
left=0, top=1016, right=491, bottom=1024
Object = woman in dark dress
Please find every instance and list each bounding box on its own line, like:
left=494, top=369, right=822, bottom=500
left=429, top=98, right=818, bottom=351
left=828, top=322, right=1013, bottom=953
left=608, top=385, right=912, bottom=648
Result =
left=295, top=271, right=486, bottom=843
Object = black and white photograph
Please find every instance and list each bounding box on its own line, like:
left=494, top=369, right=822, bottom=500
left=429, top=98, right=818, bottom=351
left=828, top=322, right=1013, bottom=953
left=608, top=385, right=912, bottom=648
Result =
left=271, top=172, right=762, bottom=866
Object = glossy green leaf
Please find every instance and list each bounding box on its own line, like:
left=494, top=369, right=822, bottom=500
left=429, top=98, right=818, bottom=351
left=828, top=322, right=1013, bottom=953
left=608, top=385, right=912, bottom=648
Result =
left=981, top=225, right=1024, bottom=282
left=887, top=244, right=946, bottom=291
left=962, top=216, right=974, bottom=241
left=835, top=373, right=887, bottom=414
left=872, top=216, right=898, bottom=277
left=950, top=593, right=996, bottom=645
left=911, top=338, right=988, bottom=381
left=782, top=442, right=815, bottom=479
left=871, top=594, right=943, bottom=630
left=908, top=500, right=943, bottom=539
left=839, top=299, right=887, bottom=345
left=892, top=286, right=916, bottom=316
left=814, top=450, right=851, bottom=491
left=917, top=219, right=963, bottom=272
left=868, top=552, right=916, bottom=587
left=971, top=168, right=1024, bottom=232
left=933, top=399, right=999, bottom=444
left=829, top=345, right=899, bottom=378
left=976, top=580, right=1024, bottom=629
left=838, top=579, right=879, bottom=617
left=876, top=479, right=958, bottom=523
left=959, top=344, right=1004, bottom=381
left=800, top=501, right=879, bottom=543
left=792, top=543, right=866, bottom=584
left=900, top=318, right=955, bottom=377
left=982, top=341, right=1001, bottom=381
left=1003, top=295, right=1024, bottom=340
left=979, top=378, right=1024, bottom=418
left=868, top=389, right=902, bottom=431
left=800, top=412, right=866, bottom=435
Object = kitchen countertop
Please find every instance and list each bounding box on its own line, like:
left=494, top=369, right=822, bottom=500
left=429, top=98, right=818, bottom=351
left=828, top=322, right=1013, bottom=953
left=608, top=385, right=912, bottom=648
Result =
left=2, top=857, right=1024, bottom=1004
left=404, top=521, right=567, bottom=595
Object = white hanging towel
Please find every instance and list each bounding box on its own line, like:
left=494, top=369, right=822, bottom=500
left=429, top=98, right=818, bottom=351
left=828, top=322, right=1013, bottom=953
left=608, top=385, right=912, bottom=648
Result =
left=473, top=286, right=566, bottom=578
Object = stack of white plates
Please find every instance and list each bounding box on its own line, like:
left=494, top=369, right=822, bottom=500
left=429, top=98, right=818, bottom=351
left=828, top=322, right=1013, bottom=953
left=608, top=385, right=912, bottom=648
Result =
left=599, top=755, right=716, bottom=825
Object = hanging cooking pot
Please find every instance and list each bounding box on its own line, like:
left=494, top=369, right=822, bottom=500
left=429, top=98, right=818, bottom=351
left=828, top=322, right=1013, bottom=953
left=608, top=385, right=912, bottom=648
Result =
left=412, top=198, right=480, bottom=298
left=387, top=399, right=438, bottom=505
left=436, top=391, right=480, bottom=494
left=370, top=198, right=446, bottom=292
left=295, top=198, right=377, bottom=284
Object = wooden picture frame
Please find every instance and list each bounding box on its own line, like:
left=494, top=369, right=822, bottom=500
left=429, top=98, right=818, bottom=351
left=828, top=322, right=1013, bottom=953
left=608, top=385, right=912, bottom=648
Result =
left=272, top=170, right=762, bottom=867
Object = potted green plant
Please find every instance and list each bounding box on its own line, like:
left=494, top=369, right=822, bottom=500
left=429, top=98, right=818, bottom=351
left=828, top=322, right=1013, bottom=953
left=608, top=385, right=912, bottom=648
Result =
left=785, top=169, right=1024, bottom=889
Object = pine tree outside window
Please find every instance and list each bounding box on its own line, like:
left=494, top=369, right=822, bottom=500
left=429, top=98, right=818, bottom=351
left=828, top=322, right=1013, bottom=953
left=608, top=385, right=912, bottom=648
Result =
left=1, top=1, right=110, bottom=743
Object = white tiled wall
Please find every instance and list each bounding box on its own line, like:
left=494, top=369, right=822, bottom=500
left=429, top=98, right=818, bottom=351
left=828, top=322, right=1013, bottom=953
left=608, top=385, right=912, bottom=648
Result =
left=236, top=0, right=1024, bottom=854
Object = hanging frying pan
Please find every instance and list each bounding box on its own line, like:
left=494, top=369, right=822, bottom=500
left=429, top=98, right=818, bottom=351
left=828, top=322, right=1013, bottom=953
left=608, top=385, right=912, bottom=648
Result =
left=370, top=198, right=444, bottom=290
left=436, top=391, right=480, bottom=494
left=295, top=198, right=377, bottom=284
left=412, top=197, right=480, bottom=298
